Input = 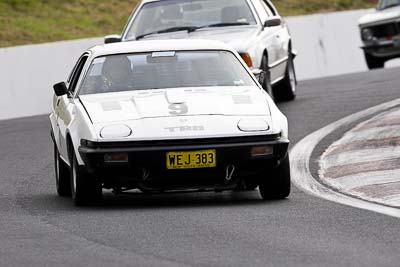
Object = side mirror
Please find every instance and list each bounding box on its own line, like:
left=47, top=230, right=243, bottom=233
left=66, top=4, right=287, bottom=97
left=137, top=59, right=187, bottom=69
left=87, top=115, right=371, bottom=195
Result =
left=264, top=16, right=282, bottom=27
left=252, top=69, right=266, bottom=85
left=104, top=34, right=122, bottom=44
left=53, top=82, right=68, bottom=97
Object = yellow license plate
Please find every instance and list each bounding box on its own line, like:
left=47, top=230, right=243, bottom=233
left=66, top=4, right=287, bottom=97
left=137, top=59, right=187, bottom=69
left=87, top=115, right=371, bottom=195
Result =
left=166, top=150, right=217, bottom=170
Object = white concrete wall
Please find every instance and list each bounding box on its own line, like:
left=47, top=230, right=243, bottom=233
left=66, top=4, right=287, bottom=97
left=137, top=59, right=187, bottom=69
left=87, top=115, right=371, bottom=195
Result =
left=1, top=9, right=400, bottom=120
left=287, top=9, right=369, bottom=80
left=286, top=9, right=400, bottom=80
left=0, top=38, right=102, bottom=120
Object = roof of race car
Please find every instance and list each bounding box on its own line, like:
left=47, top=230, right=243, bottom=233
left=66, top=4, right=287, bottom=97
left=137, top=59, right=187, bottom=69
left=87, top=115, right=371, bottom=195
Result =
left=88, top=39, right=235, bottom=58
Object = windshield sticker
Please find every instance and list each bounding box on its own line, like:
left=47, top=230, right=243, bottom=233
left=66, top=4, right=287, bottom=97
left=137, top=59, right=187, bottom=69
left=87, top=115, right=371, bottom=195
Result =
left=152, top=51, right=176, bottom=57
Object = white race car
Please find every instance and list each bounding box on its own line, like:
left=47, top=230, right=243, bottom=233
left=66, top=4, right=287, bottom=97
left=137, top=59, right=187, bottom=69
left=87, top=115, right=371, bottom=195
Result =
left=50, top=40, right=290, bottom=206
left=105, top=0, right=297, bottom=101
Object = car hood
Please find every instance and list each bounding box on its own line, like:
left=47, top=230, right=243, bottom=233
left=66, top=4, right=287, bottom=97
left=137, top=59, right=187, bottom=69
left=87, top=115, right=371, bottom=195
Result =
left=135, top=26, right=260, bottom=52
left=79, top=86, right=271, bottom=124
left=359, top=6, right=400, bottom=26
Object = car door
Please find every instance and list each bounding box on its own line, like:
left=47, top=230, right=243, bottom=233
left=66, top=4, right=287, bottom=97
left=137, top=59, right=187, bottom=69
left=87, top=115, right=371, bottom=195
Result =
left=55, top=54, right=89, bottom=161
left=263, top=0, right=291, bottom=81
left=251, top=0, right=281, bottom=82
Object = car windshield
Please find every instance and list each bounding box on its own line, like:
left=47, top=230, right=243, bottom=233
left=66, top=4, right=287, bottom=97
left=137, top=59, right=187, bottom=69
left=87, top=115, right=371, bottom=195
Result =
left=125, top=0, right=257, bottom=40
left=79, top=51, right=257, bottom=95
left=378, top=0, right=400, bottom=10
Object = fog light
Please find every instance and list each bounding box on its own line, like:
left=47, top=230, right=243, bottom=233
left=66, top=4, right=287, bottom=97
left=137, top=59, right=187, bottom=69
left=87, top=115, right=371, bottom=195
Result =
left=251, top=146, right=273, bottom=157
left=104, top=153, right=129, bottom=163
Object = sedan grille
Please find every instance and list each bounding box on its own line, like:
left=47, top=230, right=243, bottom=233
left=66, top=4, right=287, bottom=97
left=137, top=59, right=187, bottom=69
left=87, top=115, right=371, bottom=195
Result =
left=369, top=22, right=399, bottom=38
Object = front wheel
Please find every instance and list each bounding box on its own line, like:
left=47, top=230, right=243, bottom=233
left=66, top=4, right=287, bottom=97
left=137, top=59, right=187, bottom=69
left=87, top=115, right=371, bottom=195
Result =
left=273, top=53, right=296, bottom=102
left=71, top=153, right=102, bottom=206
left=259, top=155, right=291, bottom=200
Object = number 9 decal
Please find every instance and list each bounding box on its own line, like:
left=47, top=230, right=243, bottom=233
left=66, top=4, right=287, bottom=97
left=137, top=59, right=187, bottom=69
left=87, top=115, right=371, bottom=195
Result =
left=169, top=103, right=188, bottom=115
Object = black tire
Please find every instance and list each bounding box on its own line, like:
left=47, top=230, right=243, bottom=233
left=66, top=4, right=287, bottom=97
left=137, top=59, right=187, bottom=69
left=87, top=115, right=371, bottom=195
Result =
left=71, top=153, right=102, bottom=206
left=365, top=52, right=385, bottom=69
left=259, top=155, right=291, bottom=200
left=261, top=55, right=274, bottom=100
left=54, top=144, right=71, bottom=197
left=273, top=53, right=296, bottom=102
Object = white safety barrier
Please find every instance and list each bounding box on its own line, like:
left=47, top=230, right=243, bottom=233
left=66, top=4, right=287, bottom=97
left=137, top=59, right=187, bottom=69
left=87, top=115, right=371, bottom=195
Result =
left=0, top=38, right=102, bottom=120
left=1, top=9, right=400, bottom=120
left=287, top=9, right=369, bottom=80
left=286, top=9, right=400, bottom=80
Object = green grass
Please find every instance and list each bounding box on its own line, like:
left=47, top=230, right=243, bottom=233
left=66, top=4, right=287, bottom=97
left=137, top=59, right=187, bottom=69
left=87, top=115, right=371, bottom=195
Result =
left=0, top=0, right=140, bottom=47
left=275, top=0, right=376, bottom=16
left=0, top=0, right=376, bottom=48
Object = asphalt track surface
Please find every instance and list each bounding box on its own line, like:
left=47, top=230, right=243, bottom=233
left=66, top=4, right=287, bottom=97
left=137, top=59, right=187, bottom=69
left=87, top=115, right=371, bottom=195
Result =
left=1, top=67, right=400, bottom=267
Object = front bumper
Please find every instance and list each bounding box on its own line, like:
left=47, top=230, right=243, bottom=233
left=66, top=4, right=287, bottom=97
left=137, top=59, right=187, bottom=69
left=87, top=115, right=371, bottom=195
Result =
left=78, top=134, right=289, bottom=191
left=361, top=39, right=400, bottom=57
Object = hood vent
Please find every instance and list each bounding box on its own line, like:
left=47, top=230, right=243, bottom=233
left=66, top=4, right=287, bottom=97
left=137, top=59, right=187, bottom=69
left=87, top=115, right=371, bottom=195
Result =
left=101, top=101, right=122, bottom=111
left=233, top=95, right=252, bottom=104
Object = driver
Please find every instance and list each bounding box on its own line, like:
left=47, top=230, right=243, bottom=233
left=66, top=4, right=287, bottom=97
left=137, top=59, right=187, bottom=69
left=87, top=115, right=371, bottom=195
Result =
left=102, top=55, right=134, bottom=92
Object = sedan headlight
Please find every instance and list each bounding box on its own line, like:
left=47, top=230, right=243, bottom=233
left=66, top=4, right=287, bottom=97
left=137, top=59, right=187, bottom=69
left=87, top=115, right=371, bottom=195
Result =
left=100, top=124, right=132, bottom=138
left=362, top=28, right=374, bottom=41
left=238, top=119, right=270, bottom=132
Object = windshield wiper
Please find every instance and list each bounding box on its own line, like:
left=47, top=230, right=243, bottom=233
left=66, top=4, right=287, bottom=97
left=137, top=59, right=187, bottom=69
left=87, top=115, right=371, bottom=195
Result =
left=135, top=26, right=200, bottom=40
left=135, top=22, right=251, bottom=40
left=135, top=23, right=251, bottom=40
left=196, top=22, right=250, bottom=30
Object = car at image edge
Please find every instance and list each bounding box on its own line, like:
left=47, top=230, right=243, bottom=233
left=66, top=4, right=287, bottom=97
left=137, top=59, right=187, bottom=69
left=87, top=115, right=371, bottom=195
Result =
left=359, top=0, right=400, bottom=69
left=105, top=0, right=297, bottom=102
left=49, top=39, right=290, bottom=206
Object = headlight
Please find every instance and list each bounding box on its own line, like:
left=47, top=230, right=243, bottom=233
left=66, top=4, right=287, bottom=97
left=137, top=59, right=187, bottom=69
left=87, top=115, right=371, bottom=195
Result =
left=239, top=53, right=253, bottom=68
left=238, top=119, right=269, bottom=132
left=362, top=28, right=374, bottom=41
left=100, top=124, right=132, bottom=138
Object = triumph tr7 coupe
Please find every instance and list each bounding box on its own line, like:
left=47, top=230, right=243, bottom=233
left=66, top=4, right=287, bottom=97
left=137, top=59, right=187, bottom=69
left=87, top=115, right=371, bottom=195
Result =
left=50, top=40, right=290, bottom=206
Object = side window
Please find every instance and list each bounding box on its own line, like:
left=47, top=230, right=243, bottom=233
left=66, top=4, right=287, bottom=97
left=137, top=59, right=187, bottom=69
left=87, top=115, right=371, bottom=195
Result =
left=67, top=61, right=79, bottom=84
left=263, top=0, right=278, bottom=16
left=251, top=0, right=269, bottom=23
left=68, top=55, right=88, bottom=93
left=260, top=1, right=274, bottom=17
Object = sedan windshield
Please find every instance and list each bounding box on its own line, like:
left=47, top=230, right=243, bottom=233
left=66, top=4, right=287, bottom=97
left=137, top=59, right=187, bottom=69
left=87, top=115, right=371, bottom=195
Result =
left=79, top=51, right=256, bottom=95
left=125, top=0, right=257, bottom=40
left=378, top=0, right=400, bottom=10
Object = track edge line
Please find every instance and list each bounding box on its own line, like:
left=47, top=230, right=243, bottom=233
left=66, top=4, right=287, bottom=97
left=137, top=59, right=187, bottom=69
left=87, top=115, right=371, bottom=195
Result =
left=290, top=98, right=400, bottom=218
